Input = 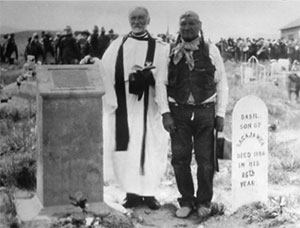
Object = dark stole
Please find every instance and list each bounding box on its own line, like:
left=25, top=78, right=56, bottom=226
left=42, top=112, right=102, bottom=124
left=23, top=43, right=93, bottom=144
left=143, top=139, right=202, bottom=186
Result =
left=114, top=32, right=156, bottom=175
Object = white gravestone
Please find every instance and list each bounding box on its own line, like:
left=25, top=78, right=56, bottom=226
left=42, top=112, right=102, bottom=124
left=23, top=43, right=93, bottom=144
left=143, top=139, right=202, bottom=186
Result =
left=232, top=95, right=268, bottom=211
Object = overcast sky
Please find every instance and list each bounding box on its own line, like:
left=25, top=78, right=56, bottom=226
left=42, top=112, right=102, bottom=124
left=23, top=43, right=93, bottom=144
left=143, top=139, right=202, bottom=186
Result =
left=1, top=0, right=300, bottom=42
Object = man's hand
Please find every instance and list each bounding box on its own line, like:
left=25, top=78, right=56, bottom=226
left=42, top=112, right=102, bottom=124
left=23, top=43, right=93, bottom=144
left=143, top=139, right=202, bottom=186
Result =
left=79, top=55, right=95, bottom=65
left=215, top=116, right=224, bottom=132
left=162, top=112, right=176, bottom=134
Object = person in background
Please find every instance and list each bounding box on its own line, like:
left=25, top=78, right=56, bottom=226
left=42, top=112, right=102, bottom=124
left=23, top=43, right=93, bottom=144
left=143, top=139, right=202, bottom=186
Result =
left=43, top=32, right=55, bottom=64
left=59, top=25, right=80, bottom=64
left=26, top=33, right=44, bottom=63
left=108, top=29, right=118, bottom=43
left=4, top=33, right=18, bottom=64
left=78, top=30, right=90, bottom=60
left=89, top=25, right=102, bottom=59
left=0, top=34, right=9, bottom=63
left=98, top=27, right=111, bottom=59
left=53, top=32, right=62, bottom=64
left=24, top=37, right=32, bottom=62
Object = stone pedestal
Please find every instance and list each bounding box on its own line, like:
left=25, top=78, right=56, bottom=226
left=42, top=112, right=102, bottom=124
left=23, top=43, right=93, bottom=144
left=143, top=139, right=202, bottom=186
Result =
left=36, top=64, right=105, bottom=210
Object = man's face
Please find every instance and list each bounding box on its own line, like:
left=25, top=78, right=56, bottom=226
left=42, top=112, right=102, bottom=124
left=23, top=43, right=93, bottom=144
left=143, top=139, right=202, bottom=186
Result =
left=179, top=16, right=201, bottom=42
left=129, top=8, right=149, bottom=34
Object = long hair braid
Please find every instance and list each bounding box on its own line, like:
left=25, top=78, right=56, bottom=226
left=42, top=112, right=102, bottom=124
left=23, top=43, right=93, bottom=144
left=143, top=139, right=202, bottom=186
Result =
left=169, top=33, right=181, bottom=57
left=175, top=33, right=182, bottom=45
left=200, top=29, right=209, bottom=59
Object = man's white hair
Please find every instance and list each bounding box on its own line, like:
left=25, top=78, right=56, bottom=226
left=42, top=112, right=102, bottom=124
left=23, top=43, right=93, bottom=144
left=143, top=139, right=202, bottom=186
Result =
left=128, top=6, right=150, bottom=20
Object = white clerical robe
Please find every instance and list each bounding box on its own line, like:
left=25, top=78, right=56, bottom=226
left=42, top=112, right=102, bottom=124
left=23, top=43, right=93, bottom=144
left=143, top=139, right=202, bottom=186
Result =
left=101, top=35, right=170, bottom=196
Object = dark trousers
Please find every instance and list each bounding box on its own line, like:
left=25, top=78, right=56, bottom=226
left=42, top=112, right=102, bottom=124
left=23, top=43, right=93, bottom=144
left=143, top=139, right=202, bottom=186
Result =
left=170, top=103, right=215, bottom=208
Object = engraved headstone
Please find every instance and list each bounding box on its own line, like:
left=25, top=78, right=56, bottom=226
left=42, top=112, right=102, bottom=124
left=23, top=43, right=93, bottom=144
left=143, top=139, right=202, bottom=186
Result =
left=231, top=95, right=268, bottom=210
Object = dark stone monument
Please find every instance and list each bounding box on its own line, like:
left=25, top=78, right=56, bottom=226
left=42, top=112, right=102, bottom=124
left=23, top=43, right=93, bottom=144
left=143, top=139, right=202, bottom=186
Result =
left=36, top=64, right=105, bottom=212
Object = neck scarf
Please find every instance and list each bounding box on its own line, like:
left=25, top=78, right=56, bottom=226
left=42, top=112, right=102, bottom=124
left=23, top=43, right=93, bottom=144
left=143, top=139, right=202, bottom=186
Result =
left=173, top=37, right=200, bottom=71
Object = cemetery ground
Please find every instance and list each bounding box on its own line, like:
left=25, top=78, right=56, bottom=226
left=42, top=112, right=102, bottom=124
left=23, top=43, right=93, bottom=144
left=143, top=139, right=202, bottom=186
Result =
left=1, top=59, right=300, bottom=228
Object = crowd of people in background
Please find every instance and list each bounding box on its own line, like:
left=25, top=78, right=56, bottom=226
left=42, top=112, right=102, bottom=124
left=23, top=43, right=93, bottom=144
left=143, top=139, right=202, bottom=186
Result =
left=215, top=37, right=300, bottom=64
left=1, top=26, right=300, bottom=66
left=0, top=25, right=118, bottom=65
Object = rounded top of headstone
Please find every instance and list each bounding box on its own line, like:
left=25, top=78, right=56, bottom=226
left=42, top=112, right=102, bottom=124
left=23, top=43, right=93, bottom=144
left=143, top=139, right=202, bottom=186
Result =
left=234, top=95, right=267, bottom=112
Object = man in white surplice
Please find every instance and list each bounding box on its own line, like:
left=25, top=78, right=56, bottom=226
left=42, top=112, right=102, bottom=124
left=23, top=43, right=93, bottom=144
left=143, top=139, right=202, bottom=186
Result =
left=101, top=7, right=170, bottom=210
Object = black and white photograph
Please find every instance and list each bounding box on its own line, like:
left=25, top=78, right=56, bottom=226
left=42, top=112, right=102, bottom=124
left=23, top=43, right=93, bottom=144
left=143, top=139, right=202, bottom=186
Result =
left=1, top=1, right=300, bottom=227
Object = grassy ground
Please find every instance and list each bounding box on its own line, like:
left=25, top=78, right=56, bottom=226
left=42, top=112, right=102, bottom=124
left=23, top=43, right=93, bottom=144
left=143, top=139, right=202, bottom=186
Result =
left=1, top=58, right=300, bottom=227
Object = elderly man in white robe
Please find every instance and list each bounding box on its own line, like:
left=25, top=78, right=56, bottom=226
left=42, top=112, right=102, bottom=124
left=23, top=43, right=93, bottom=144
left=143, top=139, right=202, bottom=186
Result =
left=99, top=7, right=170, bottom=210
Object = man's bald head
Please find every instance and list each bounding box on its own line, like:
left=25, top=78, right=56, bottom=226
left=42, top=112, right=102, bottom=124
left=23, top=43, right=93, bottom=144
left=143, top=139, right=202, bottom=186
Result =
left=179, top=10, right=201, bottom=23
left=179, top=10, right=202, bottom=42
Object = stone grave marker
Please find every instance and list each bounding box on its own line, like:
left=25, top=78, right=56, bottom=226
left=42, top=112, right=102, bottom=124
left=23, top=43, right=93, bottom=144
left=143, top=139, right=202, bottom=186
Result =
left=36, top=64, right=105, bottom=213
left=231, top=95, right=268, bottom=211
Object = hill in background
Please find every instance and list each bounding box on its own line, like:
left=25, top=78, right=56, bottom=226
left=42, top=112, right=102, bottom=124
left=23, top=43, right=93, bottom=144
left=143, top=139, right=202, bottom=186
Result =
left=1, top=30, right=59, bottom=62
left=0, top=25, right=24, bottom=34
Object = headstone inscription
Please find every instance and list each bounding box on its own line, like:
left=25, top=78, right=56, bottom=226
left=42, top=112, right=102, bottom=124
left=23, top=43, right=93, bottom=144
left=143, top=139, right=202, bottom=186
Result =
left=231, top=95, right=268, bottom=211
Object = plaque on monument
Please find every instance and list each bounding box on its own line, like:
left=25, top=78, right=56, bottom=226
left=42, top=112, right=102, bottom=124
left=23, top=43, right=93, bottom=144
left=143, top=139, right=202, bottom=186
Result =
left=36, top=64, right=105, bottom=211
left=52, top=69, right=90, bottom=88
left=37, top=65, right=104, bottom=96
left=231, top=95, right=268, bottom=211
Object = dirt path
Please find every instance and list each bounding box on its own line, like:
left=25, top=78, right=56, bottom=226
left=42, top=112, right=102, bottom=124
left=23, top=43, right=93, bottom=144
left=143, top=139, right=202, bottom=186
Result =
left=104, top=182, right=300, bottom=228
left=103, top=128, right=300, bottom=228
left=104, top=171, right=300, bottom=228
